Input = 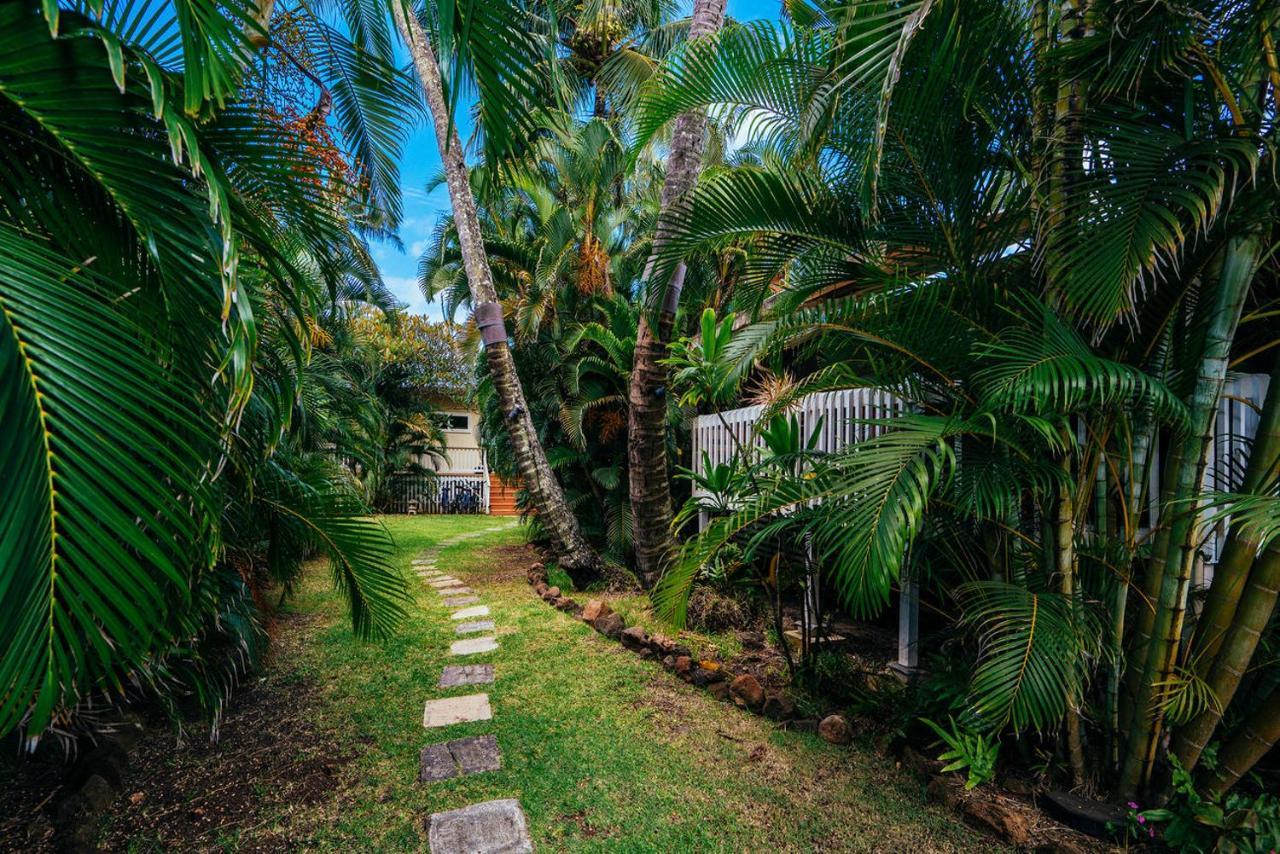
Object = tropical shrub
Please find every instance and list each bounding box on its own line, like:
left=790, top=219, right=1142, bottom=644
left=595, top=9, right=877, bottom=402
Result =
left=638, top=0, right=1280, bottom=804
left=0, top=0, right=417, bottom=742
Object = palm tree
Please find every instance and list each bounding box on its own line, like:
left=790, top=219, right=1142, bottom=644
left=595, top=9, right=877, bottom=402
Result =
left=389, top=1, right=600, bottom=575
left=420, top=120, right=665, bottom=565
left=626, top=0, right=726, bottom=587
left=638, top=0, right=1279, bottom=800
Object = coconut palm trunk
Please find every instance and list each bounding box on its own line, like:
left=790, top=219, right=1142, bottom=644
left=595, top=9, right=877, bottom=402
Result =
left=1118, top=231, right=1263, bottom=797
left=627, top=0, right=726, bottom=588
left=391, top=3, right=598, bottom=574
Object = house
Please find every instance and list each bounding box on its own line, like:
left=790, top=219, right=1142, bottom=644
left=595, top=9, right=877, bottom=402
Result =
left=399, top=397, right=519, bottom=516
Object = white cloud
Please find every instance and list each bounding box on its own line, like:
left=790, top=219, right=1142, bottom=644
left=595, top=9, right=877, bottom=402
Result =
left=383, top=275, right=445, bottom=321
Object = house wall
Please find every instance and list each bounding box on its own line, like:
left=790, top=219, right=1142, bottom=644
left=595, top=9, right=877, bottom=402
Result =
left=435, top=408, right=486, bottom=474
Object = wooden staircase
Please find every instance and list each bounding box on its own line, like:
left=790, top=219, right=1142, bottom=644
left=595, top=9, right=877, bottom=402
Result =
left=487, top=474, right=521, bottom=516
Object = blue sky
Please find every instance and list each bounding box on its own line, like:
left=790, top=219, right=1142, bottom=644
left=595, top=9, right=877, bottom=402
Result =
left=372, top=0, right=782, bottom=319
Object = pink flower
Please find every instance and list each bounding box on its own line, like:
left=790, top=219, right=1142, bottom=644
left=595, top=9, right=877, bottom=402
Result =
left=1127, top=802, right=1139, bottom=810
left=1137, top=816, right=1146, bottom=824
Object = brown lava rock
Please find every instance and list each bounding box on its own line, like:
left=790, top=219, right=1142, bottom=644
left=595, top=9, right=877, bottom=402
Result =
left=593, top=612, right=625, bottom=640
left=729, top=674, right=764, bottom=709
left=542, top=586, right=561, bottom=601
left=581, top=599, right=611, bottom=622
left=619, top=626, right=649, bottom=650
left=673, top=656, right=693, bottom=680
left=818, top=714, right=852, bottom=745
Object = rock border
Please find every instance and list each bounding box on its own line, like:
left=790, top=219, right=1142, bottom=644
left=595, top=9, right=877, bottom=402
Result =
left=525, top=562, right=1101, bottom=854
left=526, top=565, right=796, bottom=723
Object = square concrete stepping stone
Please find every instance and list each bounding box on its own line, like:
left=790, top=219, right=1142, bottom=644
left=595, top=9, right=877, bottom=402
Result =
left=428, top=577, right=462, bottom=588
left=412, top=559, right=435, bottom=565
left=427, top=799, right=532, bottom=854
left=423, top=693, right=492, bottom=728
left=437, top=586, right=472, bottom=596
left=455, top=620, right=495, bottom=634
left=451, top=636, right=498, bottom=656
left=439, top=664, right=494, bottom=687
left=443, top=595, right=480, bottom=607
left=451, top=605, right=490, bottom=620
left=419, top=735, right=502, bottom=782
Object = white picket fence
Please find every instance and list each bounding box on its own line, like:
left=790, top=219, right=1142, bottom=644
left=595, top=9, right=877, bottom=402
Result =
left=692, top=377, right=1271, bottom=548
left=690, top=387, right=908, bottom=498
left=690, top=377, right=1271, bottom=671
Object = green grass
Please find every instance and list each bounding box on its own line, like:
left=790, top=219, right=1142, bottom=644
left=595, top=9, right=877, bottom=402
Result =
left=272, top=515, right=999, bottom=852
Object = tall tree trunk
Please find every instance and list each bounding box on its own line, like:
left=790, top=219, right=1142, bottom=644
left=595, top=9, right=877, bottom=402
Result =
left=1109, top=413, right=1154, bottom=768
left=1202, top=689, right=1280, bottom=797
left=1118, top=232, right=1262, bottom=798
left=392, top=4, right=598, bottom=574
left=627, top=0, right=726, bottom=588
left=1056, top=454, right=1088, bottom=787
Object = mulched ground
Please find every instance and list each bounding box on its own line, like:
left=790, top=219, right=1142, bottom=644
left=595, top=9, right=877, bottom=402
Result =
left=1, top=611, right=353, bottom=853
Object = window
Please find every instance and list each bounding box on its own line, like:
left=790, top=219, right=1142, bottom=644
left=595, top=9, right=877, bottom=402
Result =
left=444, top=413, right=470, bottom=432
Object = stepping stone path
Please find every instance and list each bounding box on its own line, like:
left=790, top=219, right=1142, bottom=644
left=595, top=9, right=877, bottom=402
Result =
left=428, top=799, right=532, bottom=854
left=439, top=664, right=494, bottom=688
left=420, top=735, right=502, bottom=782
left=408, top=522, right=533, bottom=853
left=451, top=636, right=499, bottom=656
left=423, top=693, right=492, bottom=727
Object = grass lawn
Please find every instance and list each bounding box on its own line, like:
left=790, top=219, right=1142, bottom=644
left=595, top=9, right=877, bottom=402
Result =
left=104, top=515, right=1000, bottom=852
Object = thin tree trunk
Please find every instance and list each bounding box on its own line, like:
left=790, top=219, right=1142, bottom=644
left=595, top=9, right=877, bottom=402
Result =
left=1118, top=232, right=1262, bottom=798
left=392, top=3, right=598, bottom=574
left=1109, top=414, right=1153, bottom=768
left=627, top=0, right=726, bottom=588
left=1202, top=689, right=1280, bottom=797
left=1056, top=454, right=1088, bottom=788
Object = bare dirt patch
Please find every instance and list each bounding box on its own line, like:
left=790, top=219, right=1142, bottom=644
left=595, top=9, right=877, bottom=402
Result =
left=458, top=543, right=537, bottom=585
left=95, top=614, right=351, bottom=852
left=1, top=610, right=351, bottom=853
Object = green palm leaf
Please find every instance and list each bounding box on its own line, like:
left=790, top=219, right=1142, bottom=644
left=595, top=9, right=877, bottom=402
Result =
left=955, top=580, right=1102, bottom=732
left=0, top=228, right=217, bottom=735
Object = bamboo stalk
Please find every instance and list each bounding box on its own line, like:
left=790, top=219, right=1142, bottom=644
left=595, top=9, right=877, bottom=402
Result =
left=1202, top=689, right=1280, bottom=797
left=1173, top=542, right=1280, bottom=770
left=1118, top=232, right=1262, bottom=797
left=1057, top=452, right=1087, bottom=787
left=1188, top=361, right=1280, bottom=669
